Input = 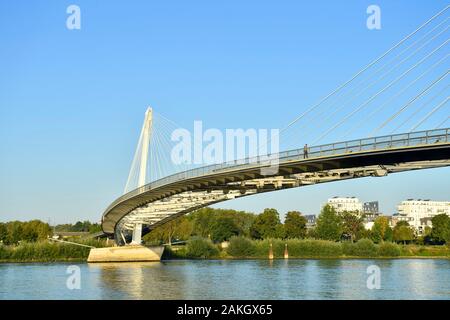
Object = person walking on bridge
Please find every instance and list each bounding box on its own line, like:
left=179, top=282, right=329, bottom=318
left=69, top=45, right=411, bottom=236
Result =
left=303, top=144, right=309, bottom=159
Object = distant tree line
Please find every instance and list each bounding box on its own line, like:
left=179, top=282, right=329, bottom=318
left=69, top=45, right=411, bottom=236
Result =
left=54, top=221, right=102, bottom=233
left=144, top=207, right=310, bottom=245
left=0, top=220, right=52, bottom=245
left=144, top=205, right=450, bottom=246
left=2, top=208, right=449, bottom=247
left=0, top=220, right=102, bottom=245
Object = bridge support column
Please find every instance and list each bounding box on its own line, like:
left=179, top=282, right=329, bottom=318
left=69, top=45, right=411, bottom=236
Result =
left=87, top=245, right=165, bottom=263
left=131, top=223, right=143, bottom=245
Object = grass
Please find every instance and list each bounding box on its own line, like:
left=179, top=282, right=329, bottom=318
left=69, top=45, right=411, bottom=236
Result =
left=399, top=244, right=450, bottom=257
left=161, top=237, right=450, bottom=260
left=2, top=238, right=449, bottom=263
left=0, top=239, right=108, bottom=263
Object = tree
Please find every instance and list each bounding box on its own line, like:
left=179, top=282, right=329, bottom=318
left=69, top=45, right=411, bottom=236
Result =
left=22, top=224, right=39, bottom=242
left=384, top=226, right=394, bottom=242
left=226, top=211, right=255, bottom=238
left=54, top=221, right=102, bottom=234
left=88, top=223, right=102, bottom=233
left=72, top=221, right=86, bottom=232
left=284, top=211, right=307, bottom=239
left=431, top=214, right=450, bottom=244
left=393, top=221, right=414, bottom=244
left=371, top=216, right=393, bottom=243
left=210, top=217, right=240, bottom=242
left=315, top=205, right=342, bottom=241
left=5, top=221, right=23, bottom=245
left=340, top=211, right=364, bottom=242
left=144, top=216, right=193, bottom=245
left=0, top=223, right=7, bottom=244
left=306, top=227, right=317, bottom=239
left=189, top=208, right=216, bottom=238
left=250, top=208, right=283, bottom=239
left=22, top=220, right=52, bottom=242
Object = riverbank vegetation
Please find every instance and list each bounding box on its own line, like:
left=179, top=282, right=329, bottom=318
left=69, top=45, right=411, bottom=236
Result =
left=144, top=205, right=450, bottom=246
left=1, top=205, right=449, bottom=262
left=0, top=220, right=107, bottom=262
left=148, top=205, right=450, bottom=260
left=163, top=237, right=450, bottom=260
left=0, top=239, right=107, bottom=262
left=53, top=221, right=102, bottom=233
left=0, top=220, right=102, bottom=246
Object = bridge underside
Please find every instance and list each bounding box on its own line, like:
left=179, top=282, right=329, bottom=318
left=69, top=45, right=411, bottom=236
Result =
left=107, top=142, right=450, bottom=245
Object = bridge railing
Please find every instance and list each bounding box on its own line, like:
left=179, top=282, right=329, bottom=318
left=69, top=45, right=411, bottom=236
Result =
left=103, top=128, right=449, bottom=218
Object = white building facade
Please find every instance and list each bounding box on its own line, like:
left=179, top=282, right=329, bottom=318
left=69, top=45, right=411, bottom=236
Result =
left=327, top=197, right=363, bottom=213
left=397, top=199, right=450, bottom=233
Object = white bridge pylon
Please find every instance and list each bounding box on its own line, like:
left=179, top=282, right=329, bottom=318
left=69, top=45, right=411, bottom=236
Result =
left=125, top=107, right=153, bottom=245
left=138, top=108, right=153, bottom=188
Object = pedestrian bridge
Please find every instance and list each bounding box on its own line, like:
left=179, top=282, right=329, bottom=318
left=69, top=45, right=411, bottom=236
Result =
left=102, top=128, right=450, bottom=244
left=101, top=5, right=450, bottom=245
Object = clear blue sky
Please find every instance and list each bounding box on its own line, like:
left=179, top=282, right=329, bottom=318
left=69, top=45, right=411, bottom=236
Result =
left=0, top=0, right=449, bottom=224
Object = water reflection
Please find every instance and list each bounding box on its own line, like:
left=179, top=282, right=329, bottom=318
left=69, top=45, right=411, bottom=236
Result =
left=1, top=259, right=450, bottom=300
left=88, top=262, right=186, bottom=299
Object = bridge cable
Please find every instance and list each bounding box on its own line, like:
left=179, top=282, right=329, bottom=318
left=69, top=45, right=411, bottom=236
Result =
left=151, top=112, right=187, bottom=182
left=124, top=118, right=146, bottom=193
left=316, top=33, right=449, bottom=143
left=281, top=5, right=450, bottom=132
left=156, top=115, right=191, bottom=173
left=435, top=116, right=450, bottom=128
left=313, top=39, right=449, bottom=143
left=314, top=18, right=449, bottom=130
left=281, top=23, right=450, bottom=147
left=153, top=117, right=171, bottom=181
left=342, top=54, right=449, bottom=138
left=284, top=27, right=450, bottom=147
left=313, top=25, right=449, bottom=143
left=370, top=70, right=449, bottom=135
left=409, top=96, right=450, bottom=131
left=260, top=5, right=450, bottom=149
left=390, top=84, right=450, bottom=133
left=151, top=126, right=165, bottom=182
left=124, top=110, right=187, bottom=191
left=157, top=117, right=185, bottom=176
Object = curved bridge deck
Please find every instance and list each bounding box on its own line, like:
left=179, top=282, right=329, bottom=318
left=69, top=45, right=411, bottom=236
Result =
left=102, top=128, right=450, bottom=242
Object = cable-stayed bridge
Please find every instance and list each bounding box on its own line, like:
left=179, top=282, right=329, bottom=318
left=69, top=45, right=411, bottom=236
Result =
left=100, top=6, right=450, bottom=246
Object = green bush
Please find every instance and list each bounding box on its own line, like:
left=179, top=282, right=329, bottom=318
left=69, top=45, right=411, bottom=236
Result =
left=399, top=245, right=450, bottom=257
left=286, top=239, right=343, bottom=257
left=341, top=241, right=355, bottom=256
left=253, top=239, right=284, bottom=257
left=186, top=237, right=219, bottom=258
left=251, top=239, right=342, bottom=258
left=343, top=239, right=378, bottom=257
left=0, top=245, right=10, bottom=260
left=162, top=246, right=188, bottom=259
left=227, top=236, right=256, bottom=257
left=0, top=241, right=97, bottom=262
left=378, top=242, right=401, bottom=257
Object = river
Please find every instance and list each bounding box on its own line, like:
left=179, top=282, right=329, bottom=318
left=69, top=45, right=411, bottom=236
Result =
left=1, top=259, right=449, bottom=300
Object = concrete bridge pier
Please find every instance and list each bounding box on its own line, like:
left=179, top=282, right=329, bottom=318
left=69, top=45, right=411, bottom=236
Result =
left=131, top=223, right=143, bottom=245
left=87, top=223, right=165, bottom=263
left=87, top=245, right=164, bottom=263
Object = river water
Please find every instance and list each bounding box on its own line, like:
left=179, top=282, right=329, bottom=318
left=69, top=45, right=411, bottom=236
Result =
left=1, top=259, right=449, bottom=300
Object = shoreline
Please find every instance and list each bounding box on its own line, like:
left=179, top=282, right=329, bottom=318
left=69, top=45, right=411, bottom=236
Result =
left=2, top=239, right=449, bottom=263
left=1, top=255, right=450, bottom=264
